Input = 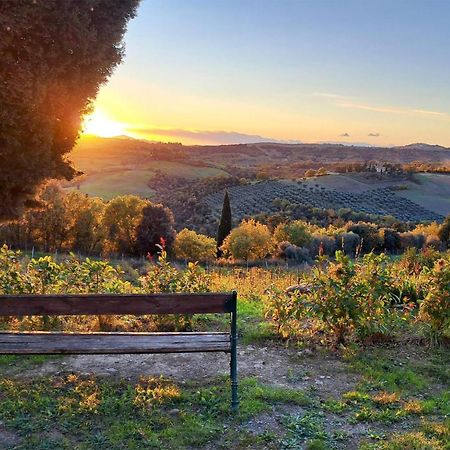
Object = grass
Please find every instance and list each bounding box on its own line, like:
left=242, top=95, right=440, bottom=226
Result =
left=0, top=375, right=310, bottom=450
left=71, top=161, right=227, bottom=200
left=0, top=345, right=448, bottom=449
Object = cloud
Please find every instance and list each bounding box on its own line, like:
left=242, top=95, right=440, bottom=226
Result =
left=313, top=92, right=353, bottom=100
left=368, top=132, right=380, bottom=137
left=126, top=127, right=301, bottom=145
left=340, top=132, right=350, bottom=137
left=337, top=101, right=448, bottom=119
left=313, top=91, right=449, bottom=120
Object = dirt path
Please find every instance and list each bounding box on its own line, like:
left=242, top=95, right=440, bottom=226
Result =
left=5, top=344, right=359, bottom=400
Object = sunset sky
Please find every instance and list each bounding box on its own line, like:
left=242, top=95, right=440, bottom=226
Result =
left=85, top=0, right=450, bottom=147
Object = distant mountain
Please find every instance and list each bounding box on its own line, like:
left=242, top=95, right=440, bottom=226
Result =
left=394, top=143, right=450, bottom=152
left=72, top=136, right=450, bottom=176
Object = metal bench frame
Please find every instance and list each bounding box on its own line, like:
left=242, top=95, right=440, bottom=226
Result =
left=0, top=291, right=239, bottom=410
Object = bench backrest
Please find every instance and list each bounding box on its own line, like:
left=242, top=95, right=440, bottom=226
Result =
left=0, top=292, right=237, bottom=316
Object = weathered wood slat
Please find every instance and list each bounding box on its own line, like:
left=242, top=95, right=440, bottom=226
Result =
left=0, top=293, right=234, bottom=316
left=0, top=331, right=231, bottom=354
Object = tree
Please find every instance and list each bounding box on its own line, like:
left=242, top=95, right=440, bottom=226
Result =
left=216, top=191, right=232, bottom=257
left=0, top=0, right=139, bottom=220
left=135, top=203, right=176, bottom=256
left=174, top=229, right=216, bottom=262
left=64, top=192, right=105, bottom=254
left=438, top=215, right=450, bottom=248
left=221, top=219, right=272, bottom=261
left=27, top=182, right=69, bottom=252
left=273, top=220, right=312, bottom=247
left=102, top=195, right=148, bottom=255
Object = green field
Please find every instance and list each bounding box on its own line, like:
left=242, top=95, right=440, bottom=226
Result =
left=73, top=162, right=227, bottom=200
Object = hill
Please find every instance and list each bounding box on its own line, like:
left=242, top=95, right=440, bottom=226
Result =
left=69, top=136, right=229, bottom=199
left=67, top=136, right=450, bottom=231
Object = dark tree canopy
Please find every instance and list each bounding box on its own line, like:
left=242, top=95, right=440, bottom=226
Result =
left=0, top=0, right=139, bottom=220
left=135, top=204, right=176, bottom=256
left=439, top=215, right=450, bottom=248
left=217, top=190, right=232, bottom=257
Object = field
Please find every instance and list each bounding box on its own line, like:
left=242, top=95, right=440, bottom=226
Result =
left=309, top=173, right=450, bottom=217
left=68, top=136, right=228, bottom=199
left=204, top=179, right=444, bottom=223
left=72, top=162, right=226, bottom=200
left=67, top=137, right=450, bottom=228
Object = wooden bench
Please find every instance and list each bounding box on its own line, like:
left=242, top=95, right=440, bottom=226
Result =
left=0, top=291, right=239, bottom=410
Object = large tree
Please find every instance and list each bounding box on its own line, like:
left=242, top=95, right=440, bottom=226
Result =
left=0, top=0, right=139, bottom=220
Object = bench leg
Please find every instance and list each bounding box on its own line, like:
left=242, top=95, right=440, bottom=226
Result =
left=230, top=292, right=239, bottom=411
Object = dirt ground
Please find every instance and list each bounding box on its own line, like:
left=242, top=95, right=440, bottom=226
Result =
left=5, top=344, right=359, bottom=401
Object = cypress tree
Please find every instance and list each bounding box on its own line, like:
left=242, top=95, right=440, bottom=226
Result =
left=216, top=191, right=232, bottom=257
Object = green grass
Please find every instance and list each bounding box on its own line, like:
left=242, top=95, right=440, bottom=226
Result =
left=0, top=375, right=310, bottom=450
left=0, top=345, right=449, bottom=449
left=70, top=161, right=227, bottom=200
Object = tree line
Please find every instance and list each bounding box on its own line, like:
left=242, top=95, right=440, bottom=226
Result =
left=2, top=183, right=449, bottom=264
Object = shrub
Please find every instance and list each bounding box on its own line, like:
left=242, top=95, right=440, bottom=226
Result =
left=419, top=258, right=450, bottom=345
left=276, top=241, right=311, bottom=263
left=264, top=251, right=396, bottom=346
left=273, top=220, right=312, bottom=247
left=425, top=235, right=443, bottom=251
left=335, top=232, right=361, bottom=256
left=345, top=222, right=383, bottom=253
left=221, top=219, right=272, bottom=260
left=308, top=234, right=337, bottom=257
left=174, top=229, right=216, bottom=261
left=379, top=228, right=401, bottom=253
left=399, top=232, right=425, bottom=251
left=438, top=215, right=450, bottom=248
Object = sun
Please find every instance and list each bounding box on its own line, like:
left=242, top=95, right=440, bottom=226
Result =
left=82, top=110, right=126, bottom=137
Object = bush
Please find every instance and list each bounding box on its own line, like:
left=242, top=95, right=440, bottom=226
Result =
left=276, top=241, right=311, bottom=263
left=346, top=222, right=383, bottom=253
left=438, top=215, right=450, bottom=248
left=273, top=221, right=312, bottom=247
left=221, top=219, right=272, bottom=260
left=264, top=251, right=396, bottom=346
left=399, top=232, right=425, bottom=251
left=308, top=234, right=337, bottom=257
left=379, top=228, right=402, bottom=253
left=174, top=229, right=216, bottom=262
left=419, top=258, right=450, bottom=345
left=335, top=232, right=361, bottom=256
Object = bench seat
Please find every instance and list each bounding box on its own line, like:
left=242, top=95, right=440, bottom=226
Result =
left=0, top=331, right=231, bottom=354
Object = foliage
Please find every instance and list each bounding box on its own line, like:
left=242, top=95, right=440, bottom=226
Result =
left=0, top=0, right=139, bottom=219
left=419, top=258, right=450, bottom=344
left=273, top=220, right=312, bottom=247
left=438, top=214, right=450, bottom=248
left=263, top=251, right=428, bottom=346
left=221, top=219, right=272, bottom=261
left=135, top=203, right=176, bottom=256
left=217, top=190, right=232, bottom=257
left=346, top=222, right=383, bottom=254
left=174, top=229, right=216, bottom=261
left=102, top=195, right=149, bottom=255
left=140, top=247, right=211, bottom=294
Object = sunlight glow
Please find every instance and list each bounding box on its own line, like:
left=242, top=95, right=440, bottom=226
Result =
left=82, top=110, right=126, bottom=138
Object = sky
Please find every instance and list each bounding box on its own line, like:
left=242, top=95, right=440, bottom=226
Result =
left=85, top=0, right=450, bottom=146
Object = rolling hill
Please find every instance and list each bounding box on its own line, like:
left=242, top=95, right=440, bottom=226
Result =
left=68, top=136, right=450, bottom=225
